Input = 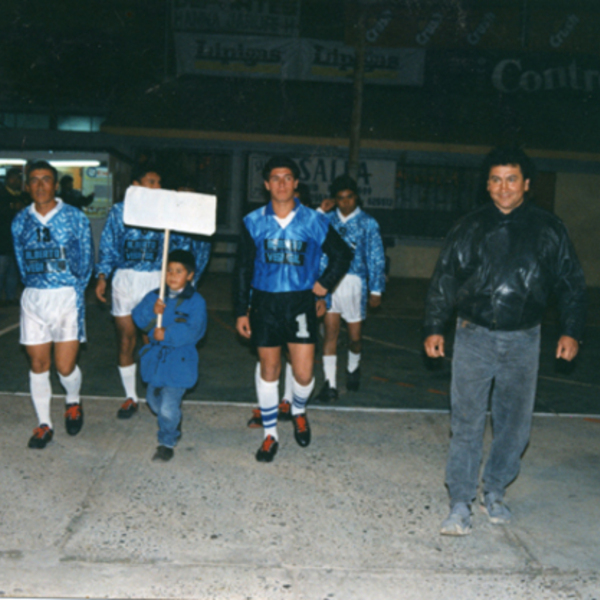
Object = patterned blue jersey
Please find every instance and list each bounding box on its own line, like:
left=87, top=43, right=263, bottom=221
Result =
left=244, top=200, right=330, bottom=293
left=321, top=207, right=386, bottom=318
left=95, top=202, right=210, bottom=284
left=12, top=199, right=94, bottom=341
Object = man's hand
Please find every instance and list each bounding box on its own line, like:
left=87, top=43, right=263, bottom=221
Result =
left=236, top=315, right=252, bottom=339
left=320, top=198, right=336, bottom=212
left=153, top=327, right=165, bottom=342
left=556, top=335, right=579, bottom=361
left=95, top=275, right=107, bottom=303
left=424, top=334, right=445, bottom=358
left=313, top=281, right=327, bottom=297
left=154, top=298, right=165, bottom=315
left=316, top=299, right=327, bottom=318
left=369, top=293, right=381, bottom=309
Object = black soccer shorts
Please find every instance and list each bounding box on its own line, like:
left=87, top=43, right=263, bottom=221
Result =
left=250, top=289, right=318, bottom=347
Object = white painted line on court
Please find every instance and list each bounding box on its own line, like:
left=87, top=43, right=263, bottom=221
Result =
left=0, top=322, right=19, bottom=337
left=2, top=391, right=599, bottom=419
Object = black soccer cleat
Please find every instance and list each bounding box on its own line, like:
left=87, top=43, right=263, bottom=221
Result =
left=256, top=435, right=279, bottom=462
left=278, top=400, right=292, bottom=421
left=117, top=398, right=138, bottom=419
left=315, top=381, right=338, bottom=403
left=247, top=408, right=263, bottom=428
left=65, top=403, right=84, bottom=436
left=28, top=424, right=54, bottom=449
left=292, top=413, right=311, bottom=448
left=346, top=367, right=361, bottom=391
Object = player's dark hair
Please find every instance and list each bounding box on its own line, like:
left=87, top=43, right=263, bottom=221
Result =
left=168, top=249, right=195, bottom=274
left=482, top=146, right=535, bottom=183
left=27, top=160, right=58, bottom=184
left=262, top=155, right=300, bottom=181
left=131, top=162, right=162, bottom=184
left=330, top=174, right=358, bottom=198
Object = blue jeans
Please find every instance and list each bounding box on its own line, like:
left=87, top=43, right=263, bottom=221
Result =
left=446, top=319, right=541, bottom=505
left=0, top=254, right=19, bottom=301
left=146, top=384, right=186, bottom=448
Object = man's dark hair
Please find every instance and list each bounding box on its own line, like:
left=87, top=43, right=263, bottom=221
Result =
left=330, top=174, right=358, bottom=198
left=131, top=162, right=161, bottom=184
left=60, top=174, right=74, bottom=185
left=482, top=146, right=535, bottom=183
left=168, top=249, right=195, bottom=274
left=6, top=167, right=22, bottom=180
left=27, top=160, right=58, bottom=184
left=262, top=156, right=300, bottom=181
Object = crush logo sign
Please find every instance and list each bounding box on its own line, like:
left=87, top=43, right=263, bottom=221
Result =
left=264, top=238, right=306, bottom=266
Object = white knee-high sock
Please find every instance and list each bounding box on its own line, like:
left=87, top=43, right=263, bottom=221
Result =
left=118, top=364, right=138, bottom=402
left=254, top=362, right=261, bottom=399
left=283, top=362, right=294, bottom=402
left=323, top=355, right=337, bottom=388
left=257, top=377, right=279, bottom=439
left=58, top=365, right=82, bottom=404
left=291, top=378, right=315, bottom=416
left=348, top=351, right=361, bottom=373
left=30, top=370, right=52, bottom=428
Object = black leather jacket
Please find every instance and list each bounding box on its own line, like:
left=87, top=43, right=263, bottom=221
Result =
left=424, top=201, right=586, bottom=341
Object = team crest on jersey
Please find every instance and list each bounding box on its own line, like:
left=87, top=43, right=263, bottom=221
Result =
left=264, top=238, right=306, bottom=266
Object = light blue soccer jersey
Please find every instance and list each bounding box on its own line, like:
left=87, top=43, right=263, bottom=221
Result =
left=95, top=202, right=210, bottom=284
left=321, top=207, right=386, bottom=318
left=244, top=200, right=330, bottom=293
left=12, top=199, right=94, bottom=341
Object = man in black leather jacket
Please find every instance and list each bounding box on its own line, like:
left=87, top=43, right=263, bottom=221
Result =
left=424, top=146, right=586, bottom=536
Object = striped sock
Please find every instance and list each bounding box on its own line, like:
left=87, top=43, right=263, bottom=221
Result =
left=291, top=378, right=315, bottom=416
left=257, top=377, right=279, bottom=440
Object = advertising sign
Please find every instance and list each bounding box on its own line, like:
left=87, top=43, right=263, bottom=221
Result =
left=248, top=154, right=397, bottom=210
left=175, top=34, right=424, bottom=86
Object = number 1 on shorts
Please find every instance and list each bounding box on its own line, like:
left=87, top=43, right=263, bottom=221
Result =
left=295, top=313, right=309, bottom=338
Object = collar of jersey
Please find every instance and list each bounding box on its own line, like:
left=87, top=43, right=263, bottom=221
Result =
left=337, top=206, right=361, bottom=224
left=265, top=197, right=300, bottom=217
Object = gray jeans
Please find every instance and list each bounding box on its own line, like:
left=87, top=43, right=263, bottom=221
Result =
left=446, top=319, right=541, bottom=505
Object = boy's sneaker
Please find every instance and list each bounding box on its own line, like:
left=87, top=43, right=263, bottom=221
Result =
left=346, top=368, right=361, bottom=391
left=28, top=424, right=54, bottom=449
left=65, top=403, right=83, bottom=436
left=247, top=408, right=262, bottom=428
left=117, top=398, right=138, bottom=419
left=292, top=413, right=311, bottom=447
left=315, top=381, right=338, bottom=403
left=256, top=435, right=278, bottom=462
left=152, top=445, right=174, bottom=462
left=440, top=502, right=472, bottom=536
left=278, top=400, right=292, bottom=421
left=480, top=492, right=512, bottom=524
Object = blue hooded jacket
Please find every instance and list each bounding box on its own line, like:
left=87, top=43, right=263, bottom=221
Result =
left=132, top=283, right=207, bottom=388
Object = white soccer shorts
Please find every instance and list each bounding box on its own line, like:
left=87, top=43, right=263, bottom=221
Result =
left=20, top=287, right=79, bottom=345
left=329, top=273, right=363, bottom=323
left=111, top=269, right=162, bottom=317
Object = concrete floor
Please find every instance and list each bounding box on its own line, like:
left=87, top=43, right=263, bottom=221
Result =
left=0, top=275, right=599, bottom=598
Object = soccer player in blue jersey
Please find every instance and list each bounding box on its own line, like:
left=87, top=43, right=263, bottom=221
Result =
left=12, top=161, right=93, bottom=449
left=316, top=175, right=386, bottom=401
left=235, top=156, right=353, bottom=462
left=95, top=165, right=211, bottom=419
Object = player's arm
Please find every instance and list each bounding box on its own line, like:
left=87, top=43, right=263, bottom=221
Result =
left=79, top=214, right=94, bottom=288
left=366, top=219, right=386, bottom=308
left=234, top=223, right=256, bottom=338
left=316, top=226, right=353, bottom=295
left=10, top=216, right=27, bottom=283
left=95, top=206, right=121, bottom=300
